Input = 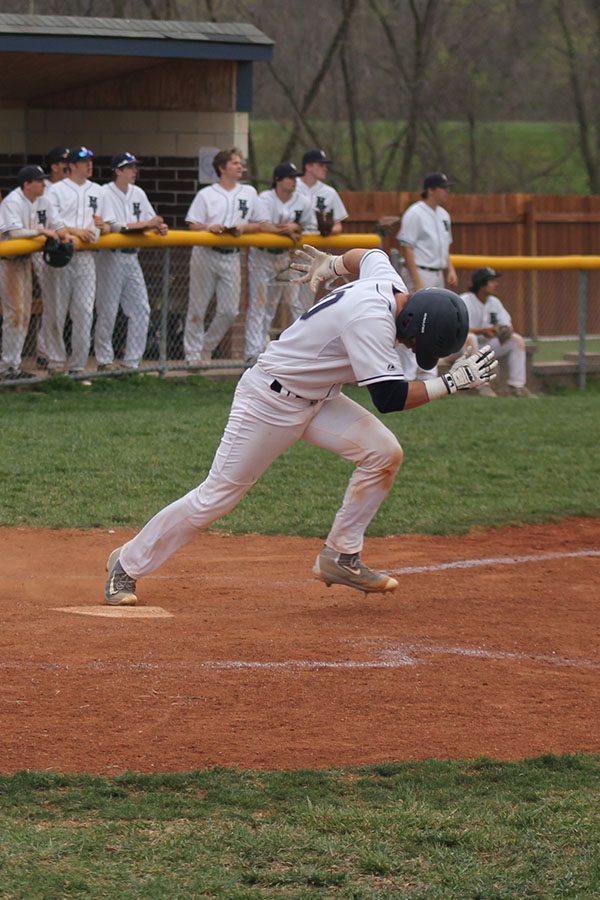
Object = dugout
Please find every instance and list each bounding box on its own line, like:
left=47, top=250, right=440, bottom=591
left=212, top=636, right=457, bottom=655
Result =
left=0, top=13, right=273, bottom=223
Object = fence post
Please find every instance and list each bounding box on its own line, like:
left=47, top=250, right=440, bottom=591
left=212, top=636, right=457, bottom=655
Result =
left=159, top=247, right=170, bottom=378
left=578, top=269, right=587, bottom=390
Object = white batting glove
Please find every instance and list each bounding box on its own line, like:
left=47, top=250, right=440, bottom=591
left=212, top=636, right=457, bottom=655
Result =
left=290, top=245, right=338, bottom=292
left=442, top=345, right=498, bottom=393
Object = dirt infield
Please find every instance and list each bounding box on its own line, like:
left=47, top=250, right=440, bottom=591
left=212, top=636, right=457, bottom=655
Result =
left=1, top=518, right=598, bottom=774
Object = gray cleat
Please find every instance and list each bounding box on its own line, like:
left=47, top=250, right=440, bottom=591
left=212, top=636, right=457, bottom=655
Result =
left=104, top=548, right=137, bottom=606
left=313, top=545, right=398, bottom=594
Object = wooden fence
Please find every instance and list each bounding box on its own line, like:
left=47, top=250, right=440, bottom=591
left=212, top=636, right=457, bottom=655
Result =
left=340, top=192, right=600, bottom=337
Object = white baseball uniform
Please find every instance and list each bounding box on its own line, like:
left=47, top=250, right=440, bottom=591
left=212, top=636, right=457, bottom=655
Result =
left=45, top=178, right=104, bottom=372
left=119, top=249, right=408, bottom=579
left=396, top=199, right=453, bottom=380
left=94, top=182, right=156, bottom=368
left=33, top=178, right=56, bottom=362
left=460, top=290, right=526, bottom=388
left=0, top=187, right=50, bottom=372
left=185, top=182, right=261, bottom=361
left=294, top=178, right=349, bottom=319
left=244, top=186, right=314, bottom=361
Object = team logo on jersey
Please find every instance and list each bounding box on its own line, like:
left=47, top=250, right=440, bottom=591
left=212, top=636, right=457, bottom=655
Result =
left=238, top=198, right=249, bottom=218
left=294, top=210, right=302, bottom=224
left=133, top=202, right=141, bottom=221
left=387, top=363, right=396, bottom=370
left=37, top=209, right=47, bottom=226
left=316, top=196, right=326, bottom=212
left=443, top=220, right=449, bottom=232
left=88, top=196, right=98, bottom=212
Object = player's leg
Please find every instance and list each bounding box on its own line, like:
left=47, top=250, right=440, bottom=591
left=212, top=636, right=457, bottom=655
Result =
left=504, top=333, right=527, bottom=389
left=94, top=251, right=123, bottom=367
left=184, top=246, right=217, bottom=363
left=288, top=282, right=314, bottom=321
left=32, top=252, right=49, bottom=363
left=244, top=249, right=273, bottom=361
left=43, top=265, right=70, bottom=372
left=120, top=256, right=150, bottom=369
left=204, top=253, right=241, bottom=357
left=68, top=252, right=96, bottom=372
left=0, top=259, right=32, bottom=373
left=117, top=367, right=315, bottom=580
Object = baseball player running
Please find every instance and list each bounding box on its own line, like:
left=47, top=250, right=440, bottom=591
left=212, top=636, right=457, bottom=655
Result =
left=45, top=146, right=105, bottom=374
left=95, top=152, right=168, bottom=371
left=104, top=244, right=497, bottom=605
left=0, top=165, right=56, bottom=379
left=185, top=148, right=265, bottom=364
left=244, top=161, right=314, bottom=363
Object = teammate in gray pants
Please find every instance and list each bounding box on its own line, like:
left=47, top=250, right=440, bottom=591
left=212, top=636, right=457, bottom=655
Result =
left=95, top=153, right=168, bottom=371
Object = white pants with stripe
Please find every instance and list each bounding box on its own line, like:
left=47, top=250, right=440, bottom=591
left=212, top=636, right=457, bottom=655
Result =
left=185, top=246, right=241, bottom=361
left=0, top=257, right=32, bottom=371
left=120, top=365, right=403, bottom=578
left=43, top=251, right=96, bottom=371
left=94, top=251, right=150, bottom=368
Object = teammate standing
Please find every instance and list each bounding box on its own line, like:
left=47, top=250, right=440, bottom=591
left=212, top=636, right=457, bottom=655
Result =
left=0, top=165, right=56, bottom=380
left=184, top=148, right=265, bottom=364
left=244, top=161, right=313, bottom=363
left=396, top=172, right=458, bottom=381
left=95, top=152, right=168, bottom=371
left=35, top=146, right=70, bottom=368
left=104, top=244, right=497, bottom=606
left=45, top=146, right=105, bottom=374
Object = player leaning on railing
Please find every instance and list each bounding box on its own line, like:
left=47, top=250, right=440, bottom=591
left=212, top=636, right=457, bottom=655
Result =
left=104, top=244, right=497, bottom=606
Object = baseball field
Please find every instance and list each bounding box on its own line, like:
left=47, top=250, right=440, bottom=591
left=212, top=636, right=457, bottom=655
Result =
left=1, top=375, right=599, bottom=897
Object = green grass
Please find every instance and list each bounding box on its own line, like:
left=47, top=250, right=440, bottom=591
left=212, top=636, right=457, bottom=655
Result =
left=1, top=374, right=599, bottom=533
left=0, top=756, right=598, bottom=898
left=533, top=337, right=600, bottom=362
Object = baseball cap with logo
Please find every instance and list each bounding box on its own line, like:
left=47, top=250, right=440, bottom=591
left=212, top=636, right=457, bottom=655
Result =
left=470, top=267, right=502, bottom=292
left=67, top=146, right=94, bottom=163
left=111, top=152, right=140, bottom=169
left=45, top=146, right=70, bottom=167
left=273, top=161, right=299, bottom=181
left=421, top=172, right=452, bottom=193
left=17, top=165, right=47, bottom=187
left=302, top=148, right=332, bottom=166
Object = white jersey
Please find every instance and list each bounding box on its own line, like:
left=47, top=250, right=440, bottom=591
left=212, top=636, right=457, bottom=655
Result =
left=255, top=186, right=313, bottom=229
left=46, top=178, right=104, bottom=235
left=257, top=249, right=408, bottom=400
left=460, top=291, right=512, bottom=329
left=102, top=181, right=156, bottom=227
left=0, top=187, right=50, bottom=237
left=297, top=178, right=348, bottom=234
left=186, top=182, right=261, bottom=228
left=397, top=200, right=452, bottom=269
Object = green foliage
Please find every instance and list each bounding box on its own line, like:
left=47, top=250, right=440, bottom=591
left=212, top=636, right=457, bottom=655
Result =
left=1, top=375, right=599, bottom=533
left=0, top=755, right=598, bottom=897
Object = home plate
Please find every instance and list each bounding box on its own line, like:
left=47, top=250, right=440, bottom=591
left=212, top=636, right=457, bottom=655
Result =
left=54, top=606, right=173, bottom=619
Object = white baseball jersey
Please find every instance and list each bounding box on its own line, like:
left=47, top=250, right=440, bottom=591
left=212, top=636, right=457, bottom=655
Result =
left=397, top=200, right=452, bottom=269
left=46, top=178, right=104, bottom=235
left=186, top=182, right=261, bottom=227
left=102, top=182, right=156, bottom=227
left=460, top=291, right=512, bottom=329
left=0, top=187, right=50, bottom=237
left=297, top=179, right=348, bottom=234
left=257, top=249, right=408, bottom=400
left=255, top=186, right=314, bottom=229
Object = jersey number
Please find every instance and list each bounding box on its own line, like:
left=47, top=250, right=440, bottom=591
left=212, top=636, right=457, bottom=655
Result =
left=300, top=286, right=349, bottom=320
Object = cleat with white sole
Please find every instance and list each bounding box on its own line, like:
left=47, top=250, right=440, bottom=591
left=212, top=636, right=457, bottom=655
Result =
left=104, top=547, right=137, bottom=606
left=313, top=545, right=398, bottom=594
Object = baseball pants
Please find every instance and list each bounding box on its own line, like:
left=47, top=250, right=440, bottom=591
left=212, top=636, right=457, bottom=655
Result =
left=94, top=251, right=150, bottom=368
left=32, top=251, right=50, bottom=360
left=43, top=251, right=96, bottom=372
left=0, top=257, right=33, bottom=371
left=398, top=266, right=445, bottom=380
left=479, top=334, right=526, bottom=387
left=185, top=246, right=241, bottom=361
left=120, top=365, right=403, bottom=578
left=245, top=248, right=297, bottom=360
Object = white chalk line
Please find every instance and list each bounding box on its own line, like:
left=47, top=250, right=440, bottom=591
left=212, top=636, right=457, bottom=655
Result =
left=389, top=548, right=600, bottom=576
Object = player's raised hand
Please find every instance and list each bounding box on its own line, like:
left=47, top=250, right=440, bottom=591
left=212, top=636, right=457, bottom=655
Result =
left=290, top=245, right=336, bottom=292
left=442, top=345, right=498, bottom=393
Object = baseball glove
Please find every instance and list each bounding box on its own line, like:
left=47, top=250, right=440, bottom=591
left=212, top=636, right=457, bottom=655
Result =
left=496, top=325, right=513, bottom=344
left=316, top=209, right=334, bottom=237
left=43, top=237, right=74, bottom=268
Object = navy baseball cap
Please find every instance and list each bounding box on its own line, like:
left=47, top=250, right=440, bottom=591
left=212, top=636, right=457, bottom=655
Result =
left=111, top=152, right=140, bottom=169
left=470, top=267, right=502, bottom=292
left=45, top=146, right=70, bottom=166
left=67, top=146, right=94, bottom=163
left=302, top=148, right=332, bottom=166
left=18, top=165, right=46, bottom=187
left=273, top=161, right=299, bottom=180
left=422, top=172, right=452, bottom=191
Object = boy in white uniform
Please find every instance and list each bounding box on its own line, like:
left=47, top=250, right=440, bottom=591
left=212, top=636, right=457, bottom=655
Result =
left=45, top=146, right=105, bottom=374
left=104, top=245, right=497, bottom=605
left=0, top=165, right=55, bottom=379
left=185, top=147, right=265, bottom=363
left=244, top=161, right=313, bottom=363
left=95, top=152, right=168, bottom=371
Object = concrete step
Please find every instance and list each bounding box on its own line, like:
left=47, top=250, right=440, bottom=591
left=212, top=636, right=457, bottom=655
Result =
left=562, top=352, right=600, bottom=363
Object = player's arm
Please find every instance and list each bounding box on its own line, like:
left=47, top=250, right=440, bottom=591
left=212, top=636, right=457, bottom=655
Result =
left=368, top=379, right=429, bottom=412
left=444, top=256, right=458, bottom=288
